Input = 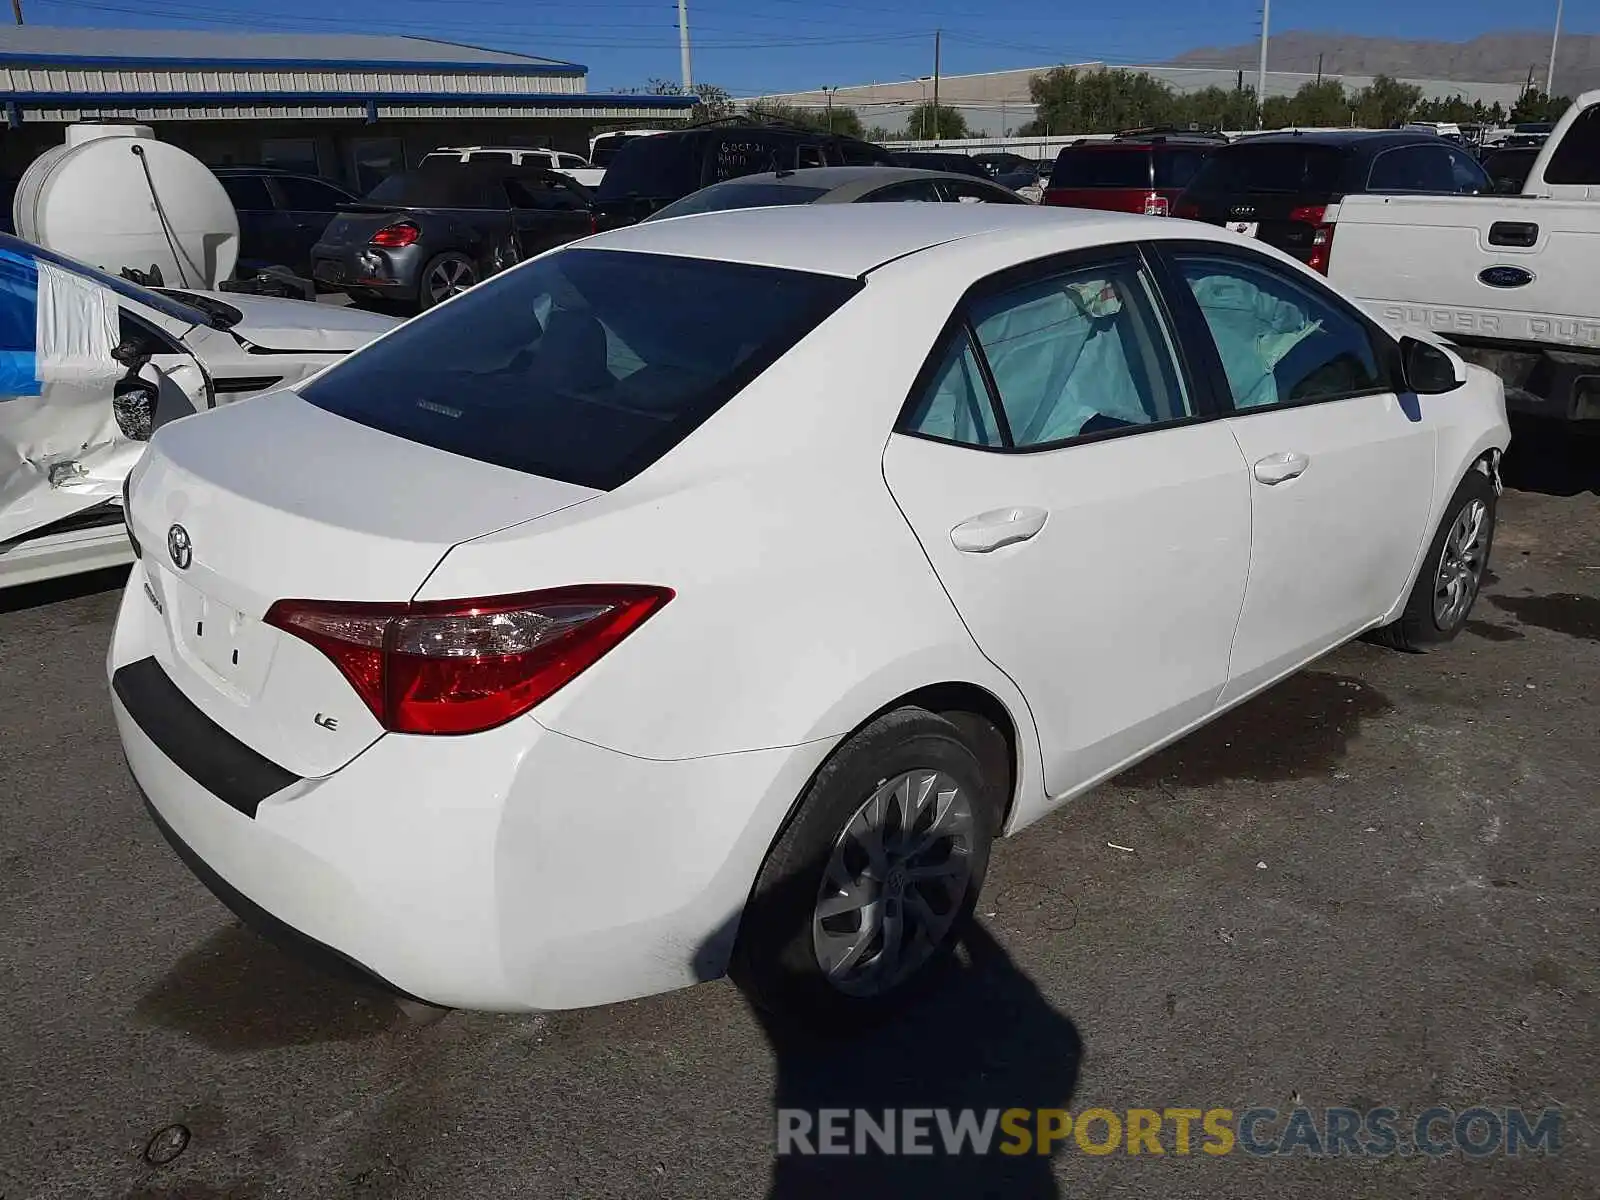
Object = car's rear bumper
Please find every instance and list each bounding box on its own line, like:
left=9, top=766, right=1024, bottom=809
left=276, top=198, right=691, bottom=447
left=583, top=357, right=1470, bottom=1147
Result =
left=309, top=244, right=419, bottom=296
left=108, top=570, right=834, bottom=1011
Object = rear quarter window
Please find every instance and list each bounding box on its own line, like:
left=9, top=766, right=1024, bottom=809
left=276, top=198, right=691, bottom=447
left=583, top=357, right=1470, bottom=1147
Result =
left=299, top=249, right=861, bottom=490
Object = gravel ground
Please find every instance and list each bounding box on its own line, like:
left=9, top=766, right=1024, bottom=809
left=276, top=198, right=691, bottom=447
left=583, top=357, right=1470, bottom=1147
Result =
left=1, top=421, right=1596, bottom=1199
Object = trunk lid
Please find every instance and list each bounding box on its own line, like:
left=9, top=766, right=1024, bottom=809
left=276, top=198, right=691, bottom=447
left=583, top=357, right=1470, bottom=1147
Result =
left=1182, top=191, right=1340, bottom=263
left=319, top=207, right=407, bottom=249
left=127, top=391, right=601, bottom=775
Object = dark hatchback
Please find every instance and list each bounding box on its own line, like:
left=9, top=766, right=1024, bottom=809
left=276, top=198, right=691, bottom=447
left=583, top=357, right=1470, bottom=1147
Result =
left=1175, top=131, right=1491, bottom=274
left=311, top=163, right=594, bottom=311
left=592, top=123, right=893, bottom=229
left=1044, top=131, right=1224, bottom=215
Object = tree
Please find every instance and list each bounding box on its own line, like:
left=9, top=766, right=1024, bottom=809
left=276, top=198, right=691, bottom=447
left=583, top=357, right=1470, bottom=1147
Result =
left=1351, top=74, right=1423, bottom=128
left=865, top=124, right=897, bottom=143
left=644, top=78, right=736, bottom=123
left=1025, top=66, right=1180, bottom=136
left=1182, top=84, right=1258, bottom=132
left=901, top=102, right=969, bottom=141
left=1509, top=88, right=1572, bottom=124
left=1413, top=93, right=1478, bottom=124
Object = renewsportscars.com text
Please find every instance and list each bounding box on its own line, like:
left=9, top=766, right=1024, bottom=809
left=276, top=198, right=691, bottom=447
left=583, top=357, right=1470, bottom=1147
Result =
left=776, top=1105, right=1563, bottom=1158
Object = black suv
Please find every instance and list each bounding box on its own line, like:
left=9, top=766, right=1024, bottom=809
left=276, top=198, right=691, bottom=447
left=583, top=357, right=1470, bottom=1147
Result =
left=1175, top=131, right=1491, bottom=274
left=592, top=120, right=894, bottom=229
left=212, top=166, right=359, bottom=279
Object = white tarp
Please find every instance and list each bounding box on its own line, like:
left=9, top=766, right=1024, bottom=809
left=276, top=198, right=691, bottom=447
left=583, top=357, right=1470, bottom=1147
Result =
left=0, top=245, right=136, bottom=544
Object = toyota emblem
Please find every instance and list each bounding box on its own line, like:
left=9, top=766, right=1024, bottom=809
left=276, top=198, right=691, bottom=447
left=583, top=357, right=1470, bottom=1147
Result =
left=167, top=524, right=192, bottom=570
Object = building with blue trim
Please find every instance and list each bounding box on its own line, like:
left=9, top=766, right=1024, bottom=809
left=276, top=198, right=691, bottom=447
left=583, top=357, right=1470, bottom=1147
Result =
left=0, top=27, right=694, bottom=189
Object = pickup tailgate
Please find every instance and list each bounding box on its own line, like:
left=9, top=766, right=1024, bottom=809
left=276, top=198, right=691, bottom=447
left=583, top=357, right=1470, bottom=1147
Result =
left=1329, top=193, right=1600, bottom=350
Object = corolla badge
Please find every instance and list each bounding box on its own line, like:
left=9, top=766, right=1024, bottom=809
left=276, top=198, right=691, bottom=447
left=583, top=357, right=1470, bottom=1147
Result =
left=1478, top=265, right=1535, bottom=289
left=167, top=524, right=192, bottom=570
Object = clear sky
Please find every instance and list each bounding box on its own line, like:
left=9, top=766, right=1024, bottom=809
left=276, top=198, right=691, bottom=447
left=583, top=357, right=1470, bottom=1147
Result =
left=16, top=0, right=1586, bottom=96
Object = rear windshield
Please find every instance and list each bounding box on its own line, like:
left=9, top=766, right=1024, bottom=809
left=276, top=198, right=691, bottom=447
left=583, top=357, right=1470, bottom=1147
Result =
left=1049, top=146, right=1150, bottom=189
left=648, top=181, right=829, bottom=221
left=300, top=248, right=860, bottom=490
left=596, top=135, right=702, bottom=200
left=365, top=170, right=502, bottom=208
left=591, top=134, right=640, bottom=168
left=1183, top=143, right=1346, bottom=198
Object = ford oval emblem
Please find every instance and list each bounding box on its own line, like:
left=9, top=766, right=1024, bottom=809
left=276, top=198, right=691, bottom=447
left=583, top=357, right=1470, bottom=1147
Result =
left=1478, top=265, right=1535, bottom=289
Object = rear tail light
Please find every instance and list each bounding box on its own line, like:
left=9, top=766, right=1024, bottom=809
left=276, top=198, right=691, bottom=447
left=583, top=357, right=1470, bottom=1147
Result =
left=1142, top=191, right=1170, bottom=217
left=588, top=211, right=599, bottom=235
left=369, top=222, right=420, bottom=248
left=1290, top=205, right=1336, bottom=275
left=265, top=585, right=673, bottom=735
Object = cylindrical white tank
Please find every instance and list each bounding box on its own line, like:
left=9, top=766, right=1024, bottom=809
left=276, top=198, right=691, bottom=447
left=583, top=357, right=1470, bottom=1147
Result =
left=13, top=129, right=238, bottom=288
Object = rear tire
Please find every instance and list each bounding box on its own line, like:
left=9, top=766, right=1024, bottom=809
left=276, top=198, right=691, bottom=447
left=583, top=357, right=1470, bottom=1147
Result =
left=1370, top=467, right=1496, bottom=652
left=418, top=252, right=478, bottom=311
left=730, top=707, right=999, bottom=1033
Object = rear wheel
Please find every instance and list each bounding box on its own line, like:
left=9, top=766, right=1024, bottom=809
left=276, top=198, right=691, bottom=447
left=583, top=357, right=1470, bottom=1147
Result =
left=419, top=252, right=478, bottom=310
left=1371, top=468, right=1496, bottom=651
left=731, top=707, right=998, bottom=1031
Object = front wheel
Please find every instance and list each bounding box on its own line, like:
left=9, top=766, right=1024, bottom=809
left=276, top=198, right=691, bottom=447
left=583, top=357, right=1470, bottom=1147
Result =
left=731, top=707, right=999, bottom=1032
left=1371, top=467, right=1497, bottom=651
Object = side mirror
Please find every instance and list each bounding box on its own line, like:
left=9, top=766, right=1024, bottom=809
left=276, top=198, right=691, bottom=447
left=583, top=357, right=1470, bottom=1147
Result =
left=1400, top=335, right=1466, bottom=395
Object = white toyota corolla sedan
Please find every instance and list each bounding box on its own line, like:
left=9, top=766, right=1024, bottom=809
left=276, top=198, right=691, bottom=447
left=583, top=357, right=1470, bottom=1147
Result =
left=112, top=204, right=1509, bottom=1026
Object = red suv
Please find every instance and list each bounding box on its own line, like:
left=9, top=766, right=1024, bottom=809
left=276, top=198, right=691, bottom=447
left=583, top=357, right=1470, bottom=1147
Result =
left=1043, top=129, right=1225, bottom=216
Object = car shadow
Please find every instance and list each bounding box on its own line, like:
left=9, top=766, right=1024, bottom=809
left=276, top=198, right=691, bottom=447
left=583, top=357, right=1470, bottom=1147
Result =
left=711, top=857, right=1084, bottom=1199
left=1501, top=417, right=1600, bottom=496
left=0, top=563, right=129, bottom=614
left=134, top=922, right=405, bottom=1053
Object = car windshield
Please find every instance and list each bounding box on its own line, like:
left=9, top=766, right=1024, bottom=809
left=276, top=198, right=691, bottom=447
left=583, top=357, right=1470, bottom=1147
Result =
left=1049, top=147, right=1150, bottom=189
left=0, top=233, right=213, bottom=328
left=1183, top=143, right=1346, bottom=197
left=647, top=181, right=830, bottom=221
left=300, top=248, right=861, bottom=490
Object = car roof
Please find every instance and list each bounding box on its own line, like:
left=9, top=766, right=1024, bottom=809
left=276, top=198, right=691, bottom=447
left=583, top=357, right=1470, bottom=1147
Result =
left=696, top=165, right=966, bottom=191
left=582, top=202, right=1168, bottom=277
left=1226, top=130, right=1441, bottom=151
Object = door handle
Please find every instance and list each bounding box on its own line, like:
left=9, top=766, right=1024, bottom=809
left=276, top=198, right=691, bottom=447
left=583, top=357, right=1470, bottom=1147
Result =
left=949, top=506, right=1048, bottom=553
left=1253, top=451, right=1310, bottom=485
left=1488, top=220, right=1538, bottom=248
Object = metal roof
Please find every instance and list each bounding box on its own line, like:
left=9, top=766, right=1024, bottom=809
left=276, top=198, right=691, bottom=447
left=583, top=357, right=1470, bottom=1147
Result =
left=0, top=26, right=583, bottom=73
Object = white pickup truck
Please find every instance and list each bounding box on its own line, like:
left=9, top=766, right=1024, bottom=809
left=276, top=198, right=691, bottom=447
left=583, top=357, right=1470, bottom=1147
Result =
left=420, top=146, right=606, bottom=189
left=1329, top=90, right=1600, bottom=424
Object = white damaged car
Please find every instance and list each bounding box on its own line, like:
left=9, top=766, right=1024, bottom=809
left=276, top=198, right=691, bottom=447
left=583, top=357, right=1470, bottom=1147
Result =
left=0, top=234, right=398, bottom=589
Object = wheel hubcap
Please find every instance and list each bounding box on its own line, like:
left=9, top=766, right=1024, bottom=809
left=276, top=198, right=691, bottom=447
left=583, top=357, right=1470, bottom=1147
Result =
left=427, top=260, right=473, bottom=301
left=1433, top=497, right=1489, bottom=629
left=812, top=769, right=977, bottom=998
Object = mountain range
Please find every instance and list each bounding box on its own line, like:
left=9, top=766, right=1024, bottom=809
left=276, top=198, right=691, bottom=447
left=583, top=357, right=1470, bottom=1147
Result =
left=1169, top=31, right=1599, bottom=95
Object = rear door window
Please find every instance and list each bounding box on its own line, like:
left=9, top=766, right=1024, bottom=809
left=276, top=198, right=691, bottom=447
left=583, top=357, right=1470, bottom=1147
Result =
left=273, top=176, right=352, bottom=211
left=300, top=248, right=861, bottom=490
left=711, top=135, right=788, bottom=182
left=1367, top=145, right=1456, bottom=193
left=861, top=180, right=944, bottom=203
left=1184, top=144, right=1346, bottom=198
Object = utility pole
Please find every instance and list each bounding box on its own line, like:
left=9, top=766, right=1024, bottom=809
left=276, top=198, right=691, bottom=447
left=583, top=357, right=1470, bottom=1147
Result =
left=1256, top=0, right=1270, bottom=128
left=677, top=0, right=692, bottom=92
left=823, top=85, right=836, bottom=132
left=932, top=30, right=941, bottom=142
left=1316, top=53, right=1323, bottom=86
left=10, top=0, right=22, bottom=26
left=1547, top=0, right=1564, bottom=95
